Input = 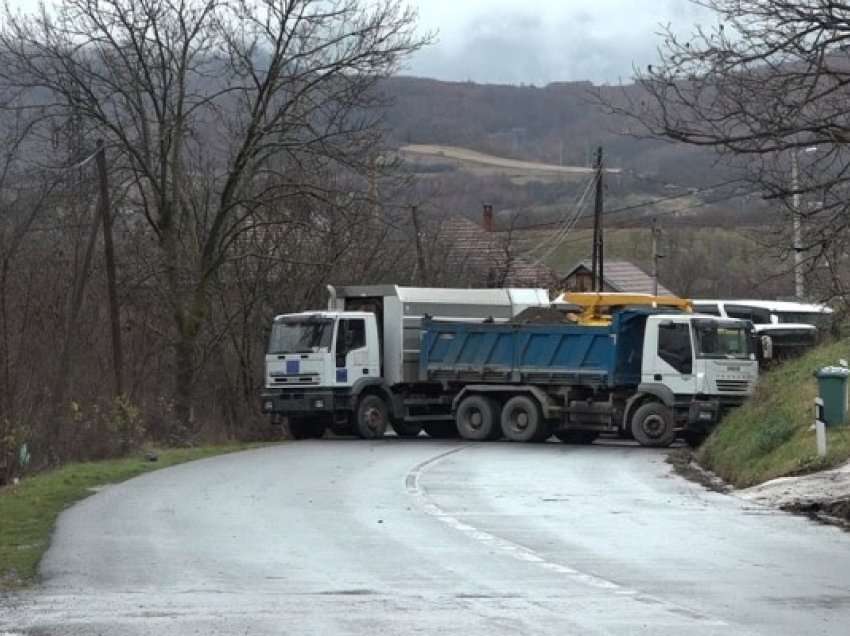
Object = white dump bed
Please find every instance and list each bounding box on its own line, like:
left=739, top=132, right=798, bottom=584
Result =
left=330, top=285, right=550, bottom=385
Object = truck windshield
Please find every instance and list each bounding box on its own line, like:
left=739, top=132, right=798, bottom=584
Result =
left=694, top=320, right=750, bottom=359
left=268, top=318, right=333, bottom=354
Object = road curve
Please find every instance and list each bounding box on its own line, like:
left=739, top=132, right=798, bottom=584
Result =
left=3, top=439, right=850, bottom=635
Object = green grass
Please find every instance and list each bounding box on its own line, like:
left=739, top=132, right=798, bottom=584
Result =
left=0, top=443, right=269, bottom=590
left=698, top=339, right=850, bottom=488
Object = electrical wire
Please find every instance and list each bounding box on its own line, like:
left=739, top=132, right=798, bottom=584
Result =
left=524, top=173, right=597, bottom=261
left=516, top=178, right=748, bottom=232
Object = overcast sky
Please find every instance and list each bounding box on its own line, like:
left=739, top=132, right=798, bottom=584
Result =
left=6, top=0, right=715, bottom=86
left=406, top=0, right=715, bottom=85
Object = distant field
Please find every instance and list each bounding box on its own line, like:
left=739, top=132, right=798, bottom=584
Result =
left=399, top=144, right=607, bottom=181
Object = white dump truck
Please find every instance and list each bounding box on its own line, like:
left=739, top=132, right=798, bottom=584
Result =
left=261, top=285, right=550, bottom=438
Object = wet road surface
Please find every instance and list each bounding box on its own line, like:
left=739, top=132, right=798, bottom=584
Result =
left=3, top=439, right=850, bottom=634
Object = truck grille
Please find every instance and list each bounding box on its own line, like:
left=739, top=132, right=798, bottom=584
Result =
left=272, top=375, right=319, bottom=385
left=716, top=379, right=750, bottom=393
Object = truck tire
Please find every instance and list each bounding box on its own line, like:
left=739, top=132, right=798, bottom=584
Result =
left=391, top=421, right=422, bottom=438
left=423, top=421, right=458, bottom=439
left=456, top=395, right=500, bottom=441
left=554, top=430, right=598, bottom=445
left=355, top=395, right=389, bottom=439
left=501, top=395, right=545, bottom=442
left=631, top=402, right=676, bottom=448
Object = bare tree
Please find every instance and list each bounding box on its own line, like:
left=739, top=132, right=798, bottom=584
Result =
left=0, top=0, right=429, bottom=431
left=599, top=0, right=850, bottom=302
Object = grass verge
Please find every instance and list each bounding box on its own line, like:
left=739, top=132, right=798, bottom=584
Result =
left=0, top=443, right=269, bottom=590
left=697, top=338, right=850, bottom=488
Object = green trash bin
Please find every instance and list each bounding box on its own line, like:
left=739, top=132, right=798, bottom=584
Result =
left=815, top=366, right=850, bottom=426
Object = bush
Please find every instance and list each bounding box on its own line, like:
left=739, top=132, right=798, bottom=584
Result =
left=60, top=395, right=146, bottom=462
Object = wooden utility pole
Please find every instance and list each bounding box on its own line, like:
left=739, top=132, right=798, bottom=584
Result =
left=410, top=205, right=427, bottom=284
left=591, top=147, right=604, bottom=291
left=95, top=140, right=124, bottom=397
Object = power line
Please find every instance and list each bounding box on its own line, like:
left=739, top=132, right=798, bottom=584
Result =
left=525, top=173, right=597, bottom=263
left=529, top=175, right=597, bottom=266
left=535, top=188, right=763, bottom=251
left=515, top=178, right=748, bottom=232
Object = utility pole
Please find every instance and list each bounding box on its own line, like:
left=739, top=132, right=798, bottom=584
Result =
left=591, top=147, right=604, bottom=291
left=791, top=149, right=805, bottom=300
left=410, top=205, right=427, bottom=284
left=651, top=217, right=663, bottom=296
left=95, top=140, right=124, bottom=397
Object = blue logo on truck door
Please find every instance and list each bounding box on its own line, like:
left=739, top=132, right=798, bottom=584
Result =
left=336, top=369, right=348, bottom=383
left=286, top=360, right=299, bottom=374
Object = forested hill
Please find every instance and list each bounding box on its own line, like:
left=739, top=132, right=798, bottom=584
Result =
left=380, top=76, right=728, bottom=189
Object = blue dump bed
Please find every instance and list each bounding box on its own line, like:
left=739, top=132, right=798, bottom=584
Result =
left=420, top=309, right=652, bottom=388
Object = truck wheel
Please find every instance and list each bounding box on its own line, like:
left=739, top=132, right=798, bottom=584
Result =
left=423, top=421, right=458, bottom=439
left=391, top=421, right=422, bottom=438
left=501, top=395, right=544, bottom=442
left=631, top=402, right=676, bottom=448
left=533, top=420, right=553, bottom=442
left=355, top=395, right=388, bottom=439
left=456, top=395, right=499, bottom=441
left=554, top=430, right=598, bottom=445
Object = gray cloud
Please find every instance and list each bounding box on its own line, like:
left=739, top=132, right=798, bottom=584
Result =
left=406, top=0, right=715, bottom=85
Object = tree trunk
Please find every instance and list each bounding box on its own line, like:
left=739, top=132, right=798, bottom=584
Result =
left=173, top=329, right=196, bottom=439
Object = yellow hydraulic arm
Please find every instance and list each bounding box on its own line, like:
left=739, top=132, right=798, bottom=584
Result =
left=556, top=292, right=694, bottom=326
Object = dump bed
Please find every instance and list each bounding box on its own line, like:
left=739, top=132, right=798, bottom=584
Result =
left=420, top=309, right=652, bottom=388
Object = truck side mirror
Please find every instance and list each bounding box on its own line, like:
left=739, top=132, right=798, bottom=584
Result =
left=760, top=335, right=773, bottom=361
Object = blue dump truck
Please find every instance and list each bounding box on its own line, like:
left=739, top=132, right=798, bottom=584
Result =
left=419, top=308, right=758, bottom=447
left=262, top=285, right=758, bottom=447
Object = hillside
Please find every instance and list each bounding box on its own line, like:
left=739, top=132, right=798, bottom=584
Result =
left=698, top=340, right=850, bottom=488
left=382, top=76, right=733, bottom=189
left=380, top=76, right=795, bottom=300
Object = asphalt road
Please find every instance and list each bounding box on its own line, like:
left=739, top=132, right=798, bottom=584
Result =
left=3, top=439, right=850, bottom=635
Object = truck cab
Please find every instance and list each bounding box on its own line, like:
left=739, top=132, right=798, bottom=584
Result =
left=643, top=314, right=756, bottom=396
left=263, top=311, right=381, bottom=438
left=634, top=313, right=757, bottom=443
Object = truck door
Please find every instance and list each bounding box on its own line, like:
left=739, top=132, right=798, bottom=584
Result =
left=334, top=318, right=370, bottom=386
left=647, top=320, right=698, bottom=395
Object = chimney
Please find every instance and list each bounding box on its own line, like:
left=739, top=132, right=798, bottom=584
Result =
left=482, top=204, right=494, bottom=232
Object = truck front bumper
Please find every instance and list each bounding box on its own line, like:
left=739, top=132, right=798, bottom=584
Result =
left=261, top=389, right=350, bottom=416
left=685, top=396, right=747, bottom=433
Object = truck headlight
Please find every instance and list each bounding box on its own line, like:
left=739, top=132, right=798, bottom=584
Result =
left=263, top=400, right=274, bottom=412
left=314, top=399, right=325, bottom=408
left=698, top=411, right=714, bottom=422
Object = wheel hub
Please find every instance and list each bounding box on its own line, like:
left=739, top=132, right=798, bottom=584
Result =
left=365, top=407, right=383, bottom=431
left=514, top=411, right=529, bottom=430
left=643, top=414, right=665, bottom=438
left=470, top=410, right=483, bottom=429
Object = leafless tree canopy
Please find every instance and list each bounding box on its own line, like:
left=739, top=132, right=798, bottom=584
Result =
left=600, top=0, right=850, bottom=303
left=0, top=0, right=431, bottom=476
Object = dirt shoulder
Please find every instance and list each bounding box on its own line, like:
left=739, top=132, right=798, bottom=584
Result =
left=737, top=461, right=850, bottom=528
left=670, top=449, right=850, bottom=529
